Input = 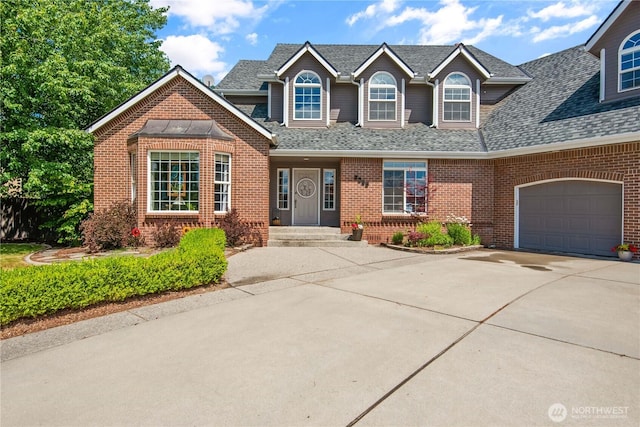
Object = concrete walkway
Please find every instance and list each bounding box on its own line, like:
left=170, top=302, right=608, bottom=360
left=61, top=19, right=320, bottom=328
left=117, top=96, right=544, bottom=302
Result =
left=2, top=247, right=639, bottom=426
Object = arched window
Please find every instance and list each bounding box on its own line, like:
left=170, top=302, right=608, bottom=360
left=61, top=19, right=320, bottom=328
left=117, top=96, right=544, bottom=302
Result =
left=443, top=73, right=471, bottom=122
left=369, top=72, right=396, bottom=121
left=294, top=71, right=321, bottom=120
left=620, top=30, right=640, bottom=91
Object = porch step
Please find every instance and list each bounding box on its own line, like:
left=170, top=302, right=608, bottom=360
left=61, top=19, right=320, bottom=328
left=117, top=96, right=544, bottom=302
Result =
left=267, top=226, right=368, bottom=247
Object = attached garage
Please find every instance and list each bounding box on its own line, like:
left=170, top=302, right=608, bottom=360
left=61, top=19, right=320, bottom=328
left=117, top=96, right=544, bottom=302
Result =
left=517, top=180, right=622, bottom=257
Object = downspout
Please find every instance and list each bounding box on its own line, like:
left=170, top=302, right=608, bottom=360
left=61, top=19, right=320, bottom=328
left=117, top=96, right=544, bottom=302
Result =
left=433, top=79, right=439, bottom=128
left=476, top=79, right=481, bottom=128
left=326, top=77, right=331, bottom=127
left=283, top=76, right=289, bottom=127
left=350, top=76, right=362, bottom=126
left=401, top=78, right=405, bottom=128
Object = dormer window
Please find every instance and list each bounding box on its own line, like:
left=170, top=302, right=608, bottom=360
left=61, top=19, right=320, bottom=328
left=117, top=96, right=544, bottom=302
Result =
left=294, top=71, right=321, bottom=120
left=620, top=30, right=640, bottom=92
left=369, top=72, right=397, bottom=121
left=443, top=73, right=471, bottom=122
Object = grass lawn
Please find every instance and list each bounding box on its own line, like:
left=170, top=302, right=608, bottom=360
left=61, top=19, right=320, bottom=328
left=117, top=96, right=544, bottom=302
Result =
left=1, top=243, right=46, bottom=270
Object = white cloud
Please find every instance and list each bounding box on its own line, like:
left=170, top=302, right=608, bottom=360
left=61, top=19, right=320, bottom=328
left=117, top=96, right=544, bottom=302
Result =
left=531, top=14, right=599, bottom=42
left=347, top=0, right=506, bottom=45
left=245, top=32, right=258, bottom=46
left=528, top=1, right=595, bottom=22
left=346, top=0, right=401, bottom=26
left=160, top=34, right=228, bottom=80
left=150, top=0, right=269, bottom=34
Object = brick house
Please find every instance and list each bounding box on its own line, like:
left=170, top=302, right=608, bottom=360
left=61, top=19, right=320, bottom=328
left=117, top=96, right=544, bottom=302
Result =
left=89, top=0, right=639, bottom=258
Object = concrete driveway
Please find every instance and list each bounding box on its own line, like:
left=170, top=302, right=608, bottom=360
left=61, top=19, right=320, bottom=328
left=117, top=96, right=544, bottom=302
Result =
left=2, top=247, right=639, bottom=426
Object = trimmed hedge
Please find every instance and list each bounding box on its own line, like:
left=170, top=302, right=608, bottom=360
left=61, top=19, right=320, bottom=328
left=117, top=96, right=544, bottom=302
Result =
left=0, top=228, right=227, bottom=325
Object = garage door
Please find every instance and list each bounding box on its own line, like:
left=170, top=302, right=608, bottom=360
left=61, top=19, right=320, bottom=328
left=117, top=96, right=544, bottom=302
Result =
left=518, top=180, right=622, bottom=257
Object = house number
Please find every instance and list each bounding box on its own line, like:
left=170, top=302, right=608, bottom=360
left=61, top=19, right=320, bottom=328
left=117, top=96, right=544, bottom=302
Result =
left=296, top=178, right=316, bottom=198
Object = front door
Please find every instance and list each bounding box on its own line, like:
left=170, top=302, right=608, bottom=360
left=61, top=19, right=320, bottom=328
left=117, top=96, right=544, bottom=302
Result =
left=293, top=168, right=320, bottom=225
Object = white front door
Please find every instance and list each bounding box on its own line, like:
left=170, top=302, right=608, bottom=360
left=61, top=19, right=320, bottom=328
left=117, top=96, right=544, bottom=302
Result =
left=293, top=168, right=320, bottom=225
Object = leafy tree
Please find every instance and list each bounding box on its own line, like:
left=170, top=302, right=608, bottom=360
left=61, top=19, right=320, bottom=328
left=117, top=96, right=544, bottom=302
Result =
left=1, top=0, right=170, bottom=243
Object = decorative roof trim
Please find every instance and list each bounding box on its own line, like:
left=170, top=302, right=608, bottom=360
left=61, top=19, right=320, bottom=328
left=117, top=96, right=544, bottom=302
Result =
left=585, top=0, right=631, bottom=52
left=215, top=89, right=268, bottom=96
left=269, top=131, right=640, bottom=159
left=353, top=43, right=415, bottom=78
left=276, top=42, right=338, bottom=78
left=429, top=44, right=492, bottom=79
left=86, top=66, right=275, bottom=142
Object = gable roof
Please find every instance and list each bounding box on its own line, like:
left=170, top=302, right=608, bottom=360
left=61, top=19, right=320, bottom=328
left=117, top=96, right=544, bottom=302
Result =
left=352, top=43, right=414, bottom=78
left=275, top=42, right=338, bottom=78
left=585, top=0, right=632, bottom=52
left=216, top=43, right=529, bottom=90
left=429, top=43, right=491, bottom=79
left=86, top=66, right=276, bottom=143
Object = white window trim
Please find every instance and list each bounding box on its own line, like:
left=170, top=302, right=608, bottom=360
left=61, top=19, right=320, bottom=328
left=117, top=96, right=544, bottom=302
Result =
left=293, top=70, right=322, bottom=121
left=381, top=160, right=428, bottom=215
left=322, top=168, right=336, bottom=211
left=618, top=29, right=640, bottom=93
left=147, top=150, right=200, bottom=214
left=368, top=71, right=397, bottom=122
left=277, top=168, right=290, bottom=211
left=443, top=72, right=472, bottom=123
left=130, top=153, right=136, bottom=202
left=214, top=153, right=232, bottom=214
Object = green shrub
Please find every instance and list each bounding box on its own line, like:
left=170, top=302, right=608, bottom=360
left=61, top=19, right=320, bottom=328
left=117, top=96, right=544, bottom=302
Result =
left=391, top=231, right=404, bottom=245
left=414, top=221, right=453, bottom=247
left=0, top=228, right=227, bottom=325
left=472, top=234, right=482, bottom=245
left=416, top=221, right=443, bottom=237
left=446, top=223, right=472, bottom=245
left=423, top=233, right=453, bottom=247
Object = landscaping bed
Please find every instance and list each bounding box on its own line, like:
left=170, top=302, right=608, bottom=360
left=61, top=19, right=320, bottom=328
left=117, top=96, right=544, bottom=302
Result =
left=0, top=228, right=227, bottom=329
left=382, top=243, right=484, bottom=254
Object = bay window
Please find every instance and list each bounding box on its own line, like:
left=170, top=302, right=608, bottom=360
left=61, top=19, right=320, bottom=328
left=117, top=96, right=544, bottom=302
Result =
left=149, top=151, right=199, bottom=212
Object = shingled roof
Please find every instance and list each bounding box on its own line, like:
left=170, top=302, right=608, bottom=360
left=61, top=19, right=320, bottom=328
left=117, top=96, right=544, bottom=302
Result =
left=218, top=43, right=639, bottom=156
left=481, top=46, right=640, bottom=152
left=217, top=43, right=529, bottom=90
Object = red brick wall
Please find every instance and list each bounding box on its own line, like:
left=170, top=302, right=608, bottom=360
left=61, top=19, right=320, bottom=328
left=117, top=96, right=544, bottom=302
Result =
left=93, top=77, right=271, bottom=245
left=339, top=157, right=494, bottom=244
left=494, top=142, right=640, bottom=258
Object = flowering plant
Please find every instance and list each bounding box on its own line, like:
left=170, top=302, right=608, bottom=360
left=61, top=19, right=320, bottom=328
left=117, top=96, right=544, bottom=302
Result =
left=131, top=227, right=141, bottom=238
left=351, top=214, right=364, bottom=230
left=611, top=243, right=638, bottom=253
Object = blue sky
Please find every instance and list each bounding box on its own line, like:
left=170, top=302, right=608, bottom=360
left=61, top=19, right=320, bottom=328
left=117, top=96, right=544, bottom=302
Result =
left=149, top=0, right=620, bottom=83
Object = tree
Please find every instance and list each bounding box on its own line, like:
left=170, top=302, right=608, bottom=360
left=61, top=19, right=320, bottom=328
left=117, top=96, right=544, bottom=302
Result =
left=0, top=0, right=170, bottom=243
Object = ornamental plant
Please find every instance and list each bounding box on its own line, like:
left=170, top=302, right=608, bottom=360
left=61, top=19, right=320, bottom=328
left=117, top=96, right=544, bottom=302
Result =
left=352, top=214, right=364, bottom=230
left=611, top=243, right=638, bottom=253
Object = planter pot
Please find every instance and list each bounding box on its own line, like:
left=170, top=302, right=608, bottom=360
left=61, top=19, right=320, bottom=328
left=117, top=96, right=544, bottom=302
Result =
left=351, top=228, right=363, bottom=241
left=271, top=219, right=281, bottom=226
left=617, top=250, right=633, bottom=262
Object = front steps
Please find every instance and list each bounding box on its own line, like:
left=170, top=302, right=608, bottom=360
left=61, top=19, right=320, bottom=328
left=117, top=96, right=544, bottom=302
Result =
left=267, top=226, right=368, bottom=247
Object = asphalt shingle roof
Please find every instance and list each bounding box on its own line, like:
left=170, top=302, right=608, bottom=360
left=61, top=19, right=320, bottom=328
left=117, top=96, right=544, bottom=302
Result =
left=221, top=44, right=640, bottom=154
left=481, top=46, right=640, bottom=151
left=217, top=43, right=528, bottom=90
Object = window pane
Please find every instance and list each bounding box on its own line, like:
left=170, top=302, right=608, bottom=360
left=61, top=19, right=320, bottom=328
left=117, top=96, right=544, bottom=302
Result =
left=444, top=102, right=471, bottom=121
left=149, top=151, right=199, bottom=212
left=323, top=169, right=335, bottom=210
left=278, top=169, right=289, bottom=210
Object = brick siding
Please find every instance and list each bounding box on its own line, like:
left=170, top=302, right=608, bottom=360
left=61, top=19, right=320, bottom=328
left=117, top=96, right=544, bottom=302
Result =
left=93, top=77, right=271, bottom=245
